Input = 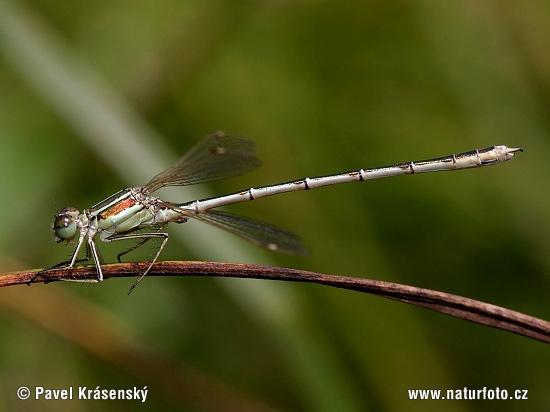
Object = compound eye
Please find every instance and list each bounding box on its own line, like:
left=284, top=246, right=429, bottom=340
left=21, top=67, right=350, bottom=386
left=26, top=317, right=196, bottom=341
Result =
left=53, top=214, right=77, bottom=242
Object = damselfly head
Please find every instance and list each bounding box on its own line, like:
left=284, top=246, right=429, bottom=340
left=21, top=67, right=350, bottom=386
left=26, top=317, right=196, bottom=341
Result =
left=52, top=207, right=80, bottom=243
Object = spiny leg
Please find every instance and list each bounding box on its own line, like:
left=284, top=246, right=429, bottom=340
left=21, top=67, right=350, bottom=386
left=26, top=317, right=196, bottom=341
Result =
left=28, top=234, right=89, bottom=284
left=87, top=239, right=104, bottom=282
left=115, top=224, right=167, bottom=263
left=104, top=232, right=169, bottom=295
left=55, top=239, right=105, bottom=283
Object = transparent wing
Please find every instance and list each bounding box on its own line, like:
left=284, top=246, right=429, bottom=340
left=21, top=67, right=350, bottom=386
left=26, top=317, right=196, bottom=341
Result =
left=144, top=131, right=261, bottom=193
left=193, top=210, right=309, bottom=255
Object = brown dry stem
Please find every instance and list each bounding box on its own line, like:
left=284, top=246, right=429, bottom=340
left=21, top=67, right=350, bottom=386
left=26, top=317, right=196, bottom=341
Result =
left=2, top=261, right=549, bottom=343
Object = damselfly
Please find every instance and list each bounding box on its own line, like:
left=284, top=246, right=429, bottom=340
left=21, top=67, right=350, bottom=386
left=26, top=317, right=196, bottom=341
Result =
left=46, top=132, right=522, bottom=293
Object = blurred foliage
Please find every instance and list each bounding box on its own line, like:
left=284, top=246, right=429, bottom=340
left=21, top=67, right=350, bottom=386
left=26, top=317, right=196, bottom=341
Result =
left=0, top=0, right=549, bottom=411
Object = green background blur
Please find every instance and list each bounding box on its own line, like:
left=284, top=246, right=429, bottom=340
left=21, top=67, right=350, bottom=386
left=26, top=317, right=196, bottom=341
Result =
left=0, top=0, right=549, bottom=411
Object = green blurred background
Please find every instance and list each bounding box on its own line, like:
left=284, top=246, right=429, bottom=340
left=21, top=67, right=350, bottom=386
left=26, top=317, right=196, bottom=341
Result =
left=0, top=0, right=549, bottom=411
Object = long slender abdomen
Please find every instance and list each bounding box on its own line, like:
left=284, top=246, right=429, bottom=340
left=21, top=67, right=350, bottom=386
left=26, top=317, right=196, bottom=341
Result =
left=178, top=145, right=521, bottom=213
